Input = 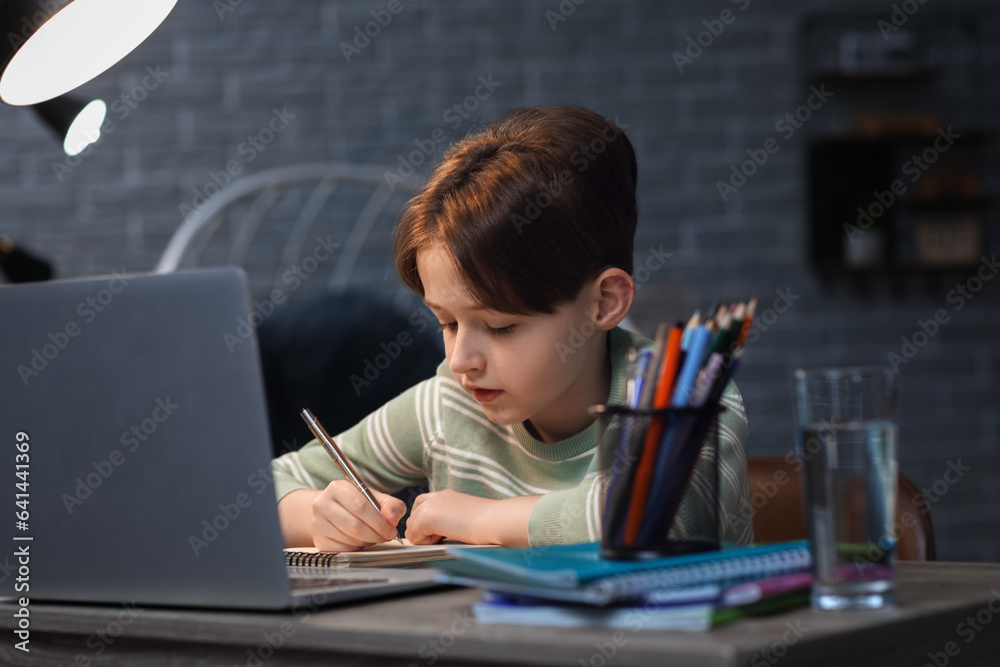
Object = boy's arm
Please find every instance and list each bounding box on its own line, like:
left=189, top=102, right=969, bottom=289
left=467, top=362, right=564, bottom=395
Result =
left=404, top=490, right=541, bottom=547
left=276, top=488, right=321, bottom=547
left=271, top=379, right=432, bottom=545
left=403, top=483, right=602, bottom=547
left=480, top=380, right=750, bottom=548
left=526, top=474, right=605, bottom=545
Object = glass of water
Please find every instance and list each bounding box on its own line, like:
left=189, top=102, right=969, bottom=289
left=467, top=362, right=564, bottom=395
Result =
left=794, top=366, right=898, bottom=611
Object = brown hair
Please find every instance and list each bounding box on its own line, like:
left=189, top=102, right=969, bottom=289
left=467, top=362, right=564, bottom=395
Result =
left=393, top=105, right=638, bottom=315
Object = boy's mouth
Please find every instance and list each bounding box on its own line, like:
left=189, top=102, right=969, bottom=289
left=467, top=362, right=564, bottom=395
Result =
left=466, top=384, right=503, bottom=403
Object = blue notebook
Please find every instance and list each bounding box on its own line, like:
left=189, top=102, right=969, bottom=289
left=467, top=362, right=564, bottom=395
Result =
left=434, top=561, right=724, bottom=605
left=472, top=592, right=718, bottom=631
left=440, top=540, right=810, bottom=604
left=470, top=589, right=811, bottom=630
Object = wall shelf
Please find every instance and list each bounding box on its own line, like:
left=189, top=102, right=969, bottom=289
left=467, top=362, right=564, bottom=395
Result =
left=800, top=7, right=993, bottom=279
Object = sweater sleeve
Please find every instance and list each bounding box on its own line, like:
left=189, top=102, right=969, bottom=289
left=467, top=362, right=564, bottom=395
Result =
left=716, top=380, right=753, bottom=544
left=271, top=379, right=432, bottom=502
left=527, top=471, right=605, bottom=546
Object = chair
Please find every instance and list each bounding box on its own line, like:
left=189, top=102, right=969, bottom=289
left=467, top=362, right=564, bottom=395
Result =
left=156, top=162, right=422, bottom=307
left=155, top=163, right=438, bottom=530
left=747, top=457, right=937, bottom=561
left=154, top=162, right=435, bottom=437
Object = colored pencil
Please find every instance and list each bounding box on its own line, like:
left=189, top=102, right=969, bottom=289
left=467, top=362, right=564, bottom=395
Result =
left=639, top=323, right=670, bottom=409
left=621, top=324, right=684, bottom=546
left=737, top=297, right=756, bottom=346
left=603, top=299, right=756, bottom=553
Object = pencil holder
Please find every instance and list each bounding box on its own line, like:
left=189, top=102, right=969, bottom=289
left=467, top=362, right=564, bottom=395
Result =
left=592, top=404, right=723, bottom=560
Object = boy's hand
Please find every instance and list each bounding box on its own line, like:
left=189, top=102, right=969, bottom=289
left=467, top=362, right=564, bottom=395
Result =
left=310, top=480, right=406, bottom=552
left=405, top=490, right=488, bottom=545
left=405, top=490, right=541, bottom=546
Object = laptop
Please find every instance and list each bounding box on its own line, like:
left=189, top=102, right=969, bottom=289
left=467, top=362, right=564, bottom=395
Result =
left=0, top=267, right=439, bottom=610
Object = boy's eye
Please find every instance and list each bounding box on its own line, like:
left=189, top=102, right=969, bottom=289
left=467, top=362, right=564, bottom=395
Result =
left=436, top=322, right=515, bottom=335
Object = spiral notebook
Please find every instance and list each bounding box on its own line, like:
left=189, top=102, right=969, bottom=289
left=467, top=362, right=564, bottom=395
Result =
left=285, top=541, right=450, bottom=568
left=286, top=540, right=496, bottom=568
left=434, top=540, right=810, bottom=605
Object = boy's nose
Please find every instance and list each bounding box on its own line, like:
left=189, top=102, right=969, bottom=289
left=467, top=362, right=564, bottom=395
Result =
left=448, top=329, right=484, bottom=376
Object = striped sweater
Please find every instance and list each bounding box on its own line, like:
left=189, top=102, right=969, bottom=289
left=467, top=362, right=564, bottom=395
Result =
left=272, top=326, right=752, bottom=546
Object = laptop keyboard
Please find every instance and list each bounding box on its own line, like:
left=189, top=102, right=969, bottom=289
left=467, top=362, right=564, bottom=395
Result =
left=289, top=576, right=390, bottom=591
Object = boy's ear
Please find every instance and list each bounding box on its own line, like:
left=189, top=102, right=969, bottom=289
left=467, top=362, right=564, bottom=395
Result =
left=591, top=268, right=635, bottom=330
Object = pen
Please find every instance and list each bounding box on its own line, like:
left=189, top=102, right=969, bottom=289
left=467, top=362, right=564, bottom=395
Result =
left=621, top=323, right=684, bottom=546
left=639, top=323, right=670, bottom=408
left=721, top=572, right=812, bottom=607
left=604, top=346, right=656, bottom=545
left=300, top=407, right=404, bottom=545
left=627, top=348, right=654, bottom=409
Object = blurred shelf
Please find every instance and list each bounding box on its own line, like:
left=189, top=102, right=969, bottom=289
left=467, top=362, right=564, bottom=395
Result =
left=809, top=131, right=991, bottom=146
left=808, top=67, right=937, bottom=85
left=814, top=260, right=983, bottom=275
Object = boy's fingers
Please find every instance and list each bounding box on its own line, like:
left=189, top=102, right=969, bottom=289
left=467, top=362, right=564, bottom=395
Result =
left=313, top=527, right=362, bottom=552
left=403, top=519, right=423, bottom=544
left=341, top=487, right=401, bottom=542
left=370, top=490, right=407, bottom=529
left=311, top=508, right=367, bottom=551
left=316, top=485, right=393, bottom=544
left=404, top=517, right=442, bottom=545
left=381, top=496, right=408, bottom=525
left=344, top=499, right=397, bottom=543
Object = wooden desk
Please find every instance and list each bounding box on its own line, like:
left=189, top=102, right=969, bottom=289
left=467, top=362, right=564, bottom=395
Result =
left=3, top=562, right=999, bottom=666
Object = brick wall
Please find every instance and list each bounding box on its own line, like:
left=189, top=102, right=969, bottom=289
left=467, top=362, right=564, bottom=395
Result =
left=1, top=0, right=997, bottom=561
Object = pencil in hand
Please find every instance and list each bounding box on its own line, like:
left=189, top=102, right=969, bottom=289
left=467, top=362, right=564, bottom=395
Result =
left=300, top=408, right=404, bottom=545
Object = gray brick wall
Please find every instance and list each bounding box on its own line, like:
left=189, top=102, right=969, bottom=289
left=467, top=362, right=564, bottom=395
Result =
left=1, top=0, right=997, bottom=561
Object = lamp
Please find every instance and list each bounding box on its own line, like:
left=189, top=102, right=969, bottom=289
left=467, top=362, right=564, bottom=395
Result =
left=0, top=236, right=54, bottom=283
left=0, top=0, right=178, bottom=106
left=32, top=94, right=107, bottom=155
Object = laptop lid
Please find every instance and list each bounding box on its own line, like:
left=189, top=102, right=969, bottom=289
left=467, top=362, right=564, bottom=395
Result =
left=1, top=267, right=297, bottom=609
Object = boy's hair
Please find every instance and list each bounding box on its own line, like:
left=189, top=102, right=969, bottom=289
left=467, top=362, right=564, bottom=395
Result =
left=393, top=105, right=638, bottom=315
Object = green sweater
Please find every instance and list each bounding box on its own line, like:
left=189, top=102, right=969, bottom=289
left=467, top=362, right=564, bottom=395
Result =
left=272, top=326, right=752, bottom=546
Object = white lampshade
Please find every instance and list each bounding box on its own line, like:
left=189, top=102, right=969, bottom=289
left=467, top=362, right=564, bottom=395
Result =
left=0, top=0, right=178, bottom=106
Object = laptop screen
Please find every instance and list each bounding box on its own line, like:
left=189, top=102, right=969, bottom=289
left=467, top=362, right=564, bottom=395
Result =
left=1, top=268, right=293, bottom=608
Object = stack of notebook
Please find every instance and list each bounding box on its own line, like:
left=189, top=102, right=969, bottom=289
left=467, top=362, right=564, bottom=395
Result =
left=434, top=540, right=812, bottom=631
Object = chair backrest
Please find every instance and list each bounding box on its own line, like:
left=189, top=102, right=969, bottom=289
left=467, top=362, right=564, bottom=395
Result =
left=156, top=162, right=422, bottom=306
left=747, top=456, right=936, bottom=561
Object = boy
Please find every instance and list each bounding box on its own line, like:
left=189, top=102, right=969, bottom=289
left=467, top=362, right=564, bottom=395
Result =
left=272, top=106, right=751, bottom=549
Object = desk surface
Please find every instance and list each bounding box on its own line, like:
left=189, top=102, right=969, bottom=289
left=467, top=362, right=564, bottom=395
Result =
left=3, top=561, right=1000, bottom=667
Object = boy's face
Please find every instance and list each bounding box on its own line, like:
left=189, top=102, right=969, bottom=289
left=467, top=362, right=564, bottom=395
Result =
left=418, top=244, right=608, bottom=442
